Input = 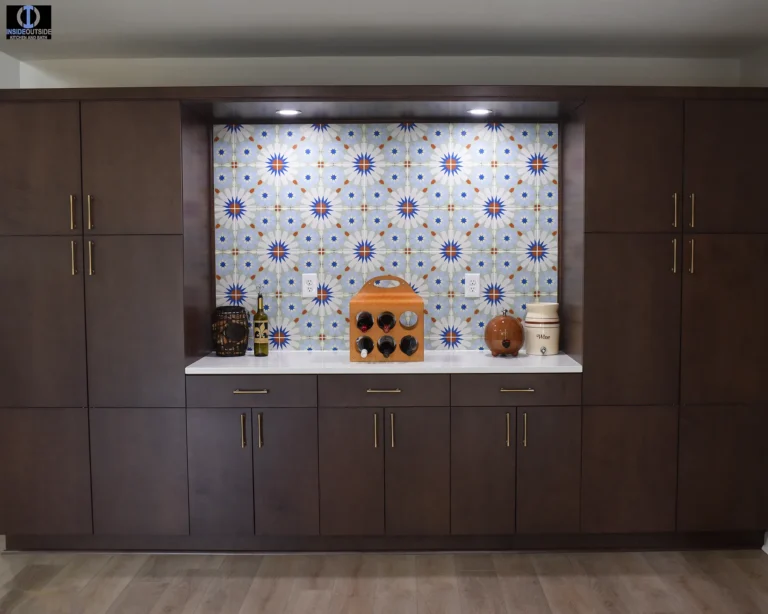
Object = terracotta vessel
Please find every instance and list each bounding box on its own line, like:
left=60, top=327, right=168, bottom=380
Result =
left=484, top=309, right=524, bottom=357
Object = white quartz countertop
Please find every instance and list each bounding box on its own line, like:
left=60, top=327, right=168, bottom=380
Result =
left=186, top=351, right=582, bottom=375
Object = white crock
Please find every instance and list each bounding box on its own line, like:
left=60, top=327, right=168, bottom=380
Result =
left=524, top=303, right=560, bottom=356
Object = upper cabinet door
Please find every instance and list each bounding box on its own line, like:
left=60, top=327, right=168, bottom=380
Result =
left=85, top=235, right=185, bottom=408
left=81, top=101, right=182, bottom=235
left=585, top=100, right=683, bottom=233
left=681, top=235, right=768, bottom=405
left=0, top=102, right=82, bottom=236
left=0, top=237, right=87, bottom=408
left=684, top=100, right=768, bottom=233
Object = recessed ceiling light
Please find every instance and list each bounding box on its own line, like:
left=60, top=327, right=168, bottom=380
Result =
left=468, top=108, right=492, bottom=116
left=276, top=109, right=302, bottom=116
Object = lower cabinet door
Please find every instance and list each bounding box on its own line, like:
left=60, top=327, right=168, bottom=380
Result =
left=451, top=407, right=516, bottom=535
left=187, top=408, right=254, bottom=535
left=517, top=406, right=581, bottom=534
left=319, top=407, right=384, bottom=535
left=678, top=405, right=768, bottom=531
left=385, top=407, right=450, bottom=535
left=581, top=406, right=678, bottom=533
left=253, top=407, right=319, bottom=535
left=91, top=407, right=189, bottom=535
left=0, top=408, right=92, bottom=535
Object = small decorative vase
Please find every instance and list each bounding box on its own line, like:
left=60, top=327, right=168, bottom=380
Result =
left=484, top=309, right=524, bottom=357
left=524, top=303, right=560, bottom=356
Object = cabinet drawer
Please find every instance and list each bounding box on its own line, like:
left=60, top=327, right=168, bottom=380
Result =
left=451, top=374, right=581, bottom=407
left=186, top=375, right=317, bottom=408
left=319, top=375, right=450, bottom=407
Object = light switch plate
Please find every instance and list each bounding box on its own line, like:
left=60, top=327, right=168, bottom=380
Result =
left=302, top=273, right=318, bottom=298
left=465, top=274, right=480, bottom=298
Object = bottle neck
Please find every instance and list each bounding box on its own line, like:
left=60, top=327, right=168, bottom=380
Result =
left=257, top=294, right=264, bottom=312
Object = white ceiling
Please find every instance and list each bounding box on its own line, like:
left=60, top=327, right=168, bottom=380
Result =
left=1, top=0, right=767, bottom=60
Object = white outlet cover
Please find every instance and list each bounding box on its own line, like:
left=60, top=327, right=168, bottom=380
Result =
left=465, top=273, right=480, bottom=298
left=302, top=273, right=318, bottom=298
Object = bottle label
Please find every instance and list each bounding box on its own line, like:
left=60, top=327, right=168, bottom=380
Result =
left=254, top=320, right=269, bottom=345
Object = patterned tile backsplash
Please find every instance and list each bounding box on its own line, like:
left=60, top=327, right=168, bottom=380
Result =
left=213, top=122, right=559, bottom=351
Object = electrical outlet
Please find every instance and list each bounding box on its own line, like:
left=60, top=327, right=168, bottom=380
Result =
left=465, top=273, right=480, bottom=298
left=302, top=273, right=318, bottom=298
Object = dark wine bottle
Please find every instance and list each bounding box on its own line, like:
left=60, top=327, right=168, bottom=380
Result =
left=356, top=311, right=374, bottom=332
left=377, top=335, right=396, bottom=358
left=377, top=311, right=396, bottom=333
left=399, top=335, right=419, bottom=357
left=356, top=335, right=374, bottom=358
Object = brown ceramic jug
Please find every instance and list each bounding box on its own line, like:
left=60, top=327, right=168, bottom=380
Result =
left=484, top=309, right=524, bottom=357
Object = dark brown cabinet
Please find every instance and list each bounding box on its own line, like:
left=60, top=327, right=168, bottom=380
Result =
left=451, top=406, right=515, bottom=535
left=517, top=406, right=581, bottom=534
left=0, top=408, right=92, bottom=535
left=585, top=100, right=683, bottom=233
left=187, top=408, right=254, bottom=535
left=678, top=405, right=768, bottom=531
left=81, top=101, right=182, bottom=235
left=90, top=407, right=189, bottom=535
left=85, top=235, right=185, bottom=408
left=581, top=406, right=678, bottom=533
left=385, top=407, right=449, bottom=535
left=583, top=234, right=681, bottom=406
left=684, top=100, right=768, bottom=233
left=681, top=235, right=768, bottom=405
left=0, top=237, right=88, bottom=408
left=0, top=102, right=82, bottom=236
left=253, top=407, right=319, bottom=536
left=319, top=407, right=384, bottom=536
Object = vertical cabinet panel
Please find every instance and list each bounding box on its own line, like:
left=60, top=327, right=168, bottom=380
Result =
left=684, top=100, right=768, bottom=233
left=517, top=406, right=581, bottom=534
left=81, top=101, right=182, bottom=235
left=682, top=235, right=768, bottom=405
left=584, top=234, right=681, bottom=406
left=678, top=405, right=768, bottom=531
left=582, top=406, right=678, bottom=533
left=319, top=407, right=384, bottom=536
left=451, top=406, right=515, bottom=535
left=385, top=407, right=450, bottom=535
left=0, top=237, right=87, bottom=408
left=91, top=407, right=189, bottom=535
left=188, top=408, right=254, bottom=535
left=0, top=408, right=92, bottom=535
left=85, top=235, right=185, bottom=408
left=0, top=102, right=82, bottom=236
left=585, top=99, right=683, bottom=233
left=253, top=407, right=319, bottom=536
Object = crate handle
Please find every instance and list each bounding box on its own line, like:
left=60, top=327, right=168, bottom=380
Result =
left=362, top=275, right=407, bottom=290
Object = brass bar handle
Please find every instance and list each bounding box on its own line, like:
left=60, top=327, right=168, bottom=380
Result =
left=241, top=413, right=247, bottom=448
left=88, top=241, right=94, bottom=276
left=87, top=195, right=93, bottom=230
left=500, top=388, right=535, bottom=393
left=373, top=413, right=378, bottom=449
left=672, top=239, right=677, bottom=274
left=69, top=195, right=77, bottom=230
left=257, top=412, right=263, bottom=448
left=672, top=193, right=678, bottom=228
left=689, top=193, right=695, bottom=228
left=689, top=239, right=695, bottom=275
left=70, top=241, right=78, bottom=276
left=505, top=412, right=510, bottom=448
left=523, top=412, right=528, bottom=448
left=390, top=413, right=395, bottom=448
left=233, top=389, right=269, bottom=395
left=367, top=388, right=401, bottom=394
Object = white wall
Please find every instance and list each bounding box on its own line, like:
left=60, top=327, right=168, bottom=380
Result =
left=0, top=52, right=20, bottom=88
left=18, top=55, right=742, bottom=88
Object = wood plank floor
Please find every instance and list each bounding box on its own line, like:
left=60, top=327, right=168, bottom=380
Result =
left=1, top=546, right=767, bottom=613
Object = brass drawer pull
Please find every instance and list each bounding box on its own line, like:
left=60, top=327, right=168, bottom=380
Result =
left=672, top=239, right=677, bottom=274
left=373, top=413, right=378, bottom=449
left=69, top=195, right=77, bottom=230
left=390, top=413, right=395, bottom=448
left=505, top=412, right=510, bottom=448
left=87, top=195, right=94, bottom=230
left=500, top=388, right=535, bottom=393
left=523, top=412, right=528, bottom=448
left=689, top=193, right=695, bottom=228
left=233, top=389, right=269, bottom=395
left=241, top=413, right=247, bottom=448
left=257, top=412, right=263, bottom=448
left=689, top=239, right=695, bottom=275
left=88, top=241, right=94, bottom=276
left=672, top=193, right=678, bottom=228
left=367, top=388, right=401, bottom=394
left=70, top=241, right=78, bottom=276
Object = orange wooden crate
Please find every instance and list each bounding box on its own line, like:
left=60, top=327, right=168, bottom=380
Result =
left=349, top=275, right=425, bottom=362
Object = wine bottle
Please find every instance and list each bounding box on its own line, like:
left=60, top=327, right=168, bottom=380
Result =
left=399, top=335, right=419, bottom=357
left=377, top=311, right=396, bottom=333
left=356, top=335, right=374, bottom=358
left=253, top=291, right=269, bottom=357
left=377, top=335, right=396, bottom=358
left=356, top=311, right=374, bottom=332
